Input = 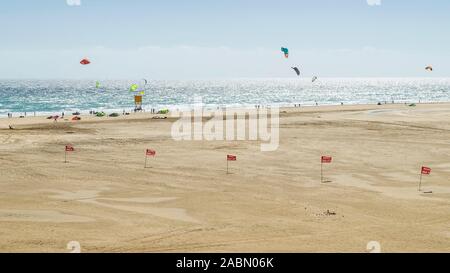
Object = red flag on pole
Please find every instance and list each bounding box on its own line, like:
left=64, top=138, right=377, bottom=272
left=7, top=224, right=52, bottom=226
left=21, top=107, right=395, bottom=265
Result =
left=320, top=156, right=333, bottom=183
left=421, top=167, right=431, bottom=175
left=144, top=149, right=156, bottom=168
left=226, top=155, right=237, bottom=174
left=65, top=145, right=75, bottom=152
left=64, top=145, right=74, bottom=163
left=146, top=149, right=156, bottom=157
left=419, top=166, right=432, bottom=192
left=321, top=156, right=332, bottom=163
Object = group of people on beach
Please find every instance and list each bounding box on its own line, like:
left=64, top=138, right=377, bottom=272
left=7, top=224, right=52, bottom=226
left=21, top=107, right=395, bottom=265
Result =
left=7, top=112, right=38, bottom=118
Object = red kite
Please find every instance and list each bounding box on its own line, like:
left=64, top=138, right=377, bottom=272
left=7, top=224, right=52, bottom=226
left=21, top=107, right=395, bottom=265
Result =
left=80, top=58, right=91, bottom=65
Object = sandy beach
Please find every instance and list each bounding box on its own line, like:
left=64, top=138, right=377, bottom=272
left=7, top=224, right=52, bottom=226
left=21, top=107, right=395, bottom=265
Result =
left=0, top=103, right=449, bottom=253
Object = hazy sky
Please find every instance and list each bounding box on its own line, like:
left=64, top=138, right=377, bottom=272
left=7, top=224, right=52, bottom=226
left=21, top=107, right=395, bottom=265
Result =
left=0, top=0, right=449, bottom=79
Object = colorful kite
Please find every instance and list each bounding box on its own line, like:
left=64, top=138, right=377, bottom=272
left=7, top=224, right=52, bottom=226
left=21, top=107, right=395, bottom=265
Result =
left=130, top=84, right=139, bottom=92
left=80, top=58, right=91, bottom=65
left=281, top=47, right=289, bottom=58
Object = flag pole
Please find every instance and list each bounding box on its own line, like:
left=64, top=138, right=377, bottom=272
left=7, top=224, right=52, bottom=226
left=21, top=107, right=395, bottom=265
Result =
left=144, top=154, right=148, bottom=168
left=227, top=159, right=229, bottom=174
left=418, top=173, right=423, bottom=192
left=321, top=161, right=323, bottom=183
left=64, top=149, right=67, bottom=164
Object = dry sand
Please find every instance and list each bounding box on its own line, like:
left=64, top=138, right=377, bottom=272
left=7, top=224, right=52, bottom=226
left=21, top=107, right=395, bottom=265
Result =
left=0, top=103, right=449, bottom=253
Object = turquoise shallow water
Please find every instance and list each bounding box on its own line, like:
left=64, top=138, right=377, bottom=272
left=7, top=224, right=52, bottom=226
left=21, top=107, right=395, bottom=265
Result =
left=0, top=78, right=449, bottom=116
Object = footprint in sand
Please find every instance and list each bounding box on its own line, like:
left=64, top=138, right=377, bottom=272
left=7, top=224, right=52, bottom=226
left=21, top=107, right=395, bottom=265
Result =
left=0, top=209, right=93, bottom=223
left=81, top=199, right=199, bottom=224
left=43, top=189, right=104, bottom=201
left=45, top=190, right=200, bottom=224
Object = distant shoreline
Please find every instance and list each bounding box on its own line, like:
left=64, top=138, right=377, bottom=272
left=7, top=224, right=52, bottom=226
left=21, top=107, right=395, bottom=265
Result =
left=2, top=102, right=450, bottom=128
left=1, top=100, right=449, bottom=120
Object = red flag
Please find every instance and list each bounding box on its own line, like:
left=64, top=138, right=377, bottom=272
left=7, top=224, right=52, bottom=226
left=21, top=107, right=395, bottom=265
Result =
left=65, top=145, right=75, bottom=152
left=421, top=167, right=431, bottom=175
left=321, top=156, right=332, bottom=163
left=227, top=155, right=237, bottom=161
left=146, top=149, right=156, bottom=157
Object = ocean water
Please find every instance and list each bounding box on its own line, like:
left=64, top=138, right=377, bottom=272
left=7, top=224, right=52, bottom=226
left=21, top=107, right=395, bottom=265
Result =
left=0, top=78, right=449, bottom=116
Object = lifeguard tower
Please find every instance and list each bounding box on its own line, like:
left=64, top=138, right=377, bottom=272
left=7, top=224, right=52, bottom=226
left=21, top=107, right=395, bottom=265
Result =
left=134, top=95, right=143, bottom=112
